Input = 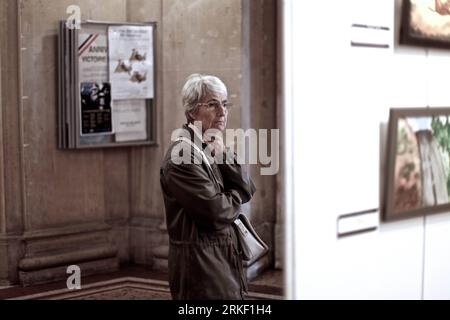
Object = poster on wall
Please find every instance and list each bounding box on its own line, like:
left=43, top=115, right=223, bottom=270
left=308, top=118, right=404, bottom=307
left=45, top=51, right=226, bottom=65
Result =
left=108, top=25, right=154, bottom=100
left=384, top=108, right=450, bottom=221
left=78, top=33, right=108, bottom=83
left=112, top=100, right=147, bottom=141
left=115, top=131, right=148, bottom=142
left=78, top=32, right=113, bottom=136
left=80, top=82, right=113, bottom=135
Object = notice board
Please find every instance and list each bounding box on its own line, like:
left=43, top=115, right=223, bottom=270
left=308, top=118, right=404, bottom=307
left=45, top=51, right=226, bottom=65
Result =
left=58, top=20, right=157, bottom=149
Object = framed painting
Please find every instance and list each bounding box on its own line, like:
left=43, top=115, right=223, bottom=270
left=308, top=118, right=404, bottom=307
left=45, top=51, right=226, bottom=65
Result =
left=400, top=0, right=450, bottom=48
left=384, top=108, right=450, bottom=221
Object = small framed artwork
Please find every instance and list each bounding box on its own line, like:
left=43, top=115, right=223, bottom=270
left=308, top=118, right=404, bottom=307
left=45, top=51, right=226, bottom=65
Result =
left=384, top=108, right=450, bottom=221
left=400, top=0, right=450, bottom=49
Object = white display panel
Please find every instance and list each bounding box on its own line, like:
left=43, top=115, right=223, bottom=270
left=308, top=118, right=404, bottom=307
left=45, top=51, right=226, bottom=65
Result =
left=283, top=0, right=426, bottom=299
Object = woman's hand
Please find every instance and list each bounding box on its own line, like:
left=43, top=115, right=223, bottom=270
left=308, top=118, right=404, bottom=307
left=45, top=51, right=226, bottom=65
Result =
left=204, top=134, right=225, bottom=156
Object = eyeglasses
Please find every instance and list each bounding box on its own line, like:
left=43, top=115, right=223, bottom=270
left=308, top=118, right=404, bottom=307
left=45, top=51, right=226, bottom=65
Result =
left=197, top=100, right=233, bottom=112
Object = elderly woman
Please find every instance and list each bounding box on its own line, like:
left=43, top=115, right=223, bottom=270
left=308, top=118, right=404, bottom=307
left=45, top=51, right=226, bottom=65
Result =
left=160, top=74, right=256, bottom=300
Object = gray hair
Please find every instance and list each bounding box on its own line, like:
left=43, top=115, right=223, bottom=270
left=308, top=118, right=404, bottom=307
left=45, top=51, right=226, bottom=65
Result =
left=181, top=73, right=228, bottom=122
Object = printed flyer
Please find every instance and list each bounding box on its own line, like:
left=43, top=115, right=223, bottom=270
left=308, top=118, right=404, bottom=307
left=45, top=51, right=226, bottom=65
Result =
left=108, top=25, right=154, bottom=100
left=78, top=33, right=108, bottom=83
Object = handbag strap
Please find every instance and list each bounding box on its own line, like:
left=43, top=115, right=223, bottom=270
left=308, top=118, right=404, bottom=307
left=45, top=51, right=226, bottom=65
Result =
left=233, top=216, right=249, bottom=234
left=175, top=137, right=211, bottom=169
left=175, top=137, right=220, bottom=186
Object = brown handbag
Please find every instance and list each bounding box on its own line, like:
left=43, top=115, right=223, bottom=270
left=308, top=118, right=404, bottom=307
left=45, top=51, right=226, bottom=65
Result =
left=233, top=213, right=269, bottom=267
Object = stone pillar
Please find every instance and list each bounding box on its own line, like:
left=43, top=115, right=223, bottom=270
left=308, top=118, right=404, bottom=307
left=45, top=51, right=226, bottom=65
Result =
left=0, top=0, right=25, bottom=286
left=241, top=0, right=278, bottom=280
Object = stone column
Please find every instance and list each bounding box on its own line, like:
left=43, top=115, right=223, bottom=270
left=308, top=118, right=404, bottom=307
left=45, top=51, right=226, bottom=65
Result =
left=241, top=0, right=278, bottom=280
left=0, top=0, right=25, bottom=286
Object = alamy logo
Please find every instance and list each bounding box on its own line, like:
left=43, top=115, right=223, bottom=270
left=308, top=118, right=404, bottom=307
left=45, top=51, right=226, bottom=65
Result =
left=66, top=5, right=81, bottom=30
left=170, top=122, right=280, bottom=175
left=66, top=265, right=81, bottom=290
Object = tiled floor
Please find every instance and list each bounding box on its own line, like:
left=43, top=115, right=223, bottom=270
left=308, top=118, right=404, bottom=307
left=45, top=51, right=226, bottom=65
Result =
left=0, top=265, right=284, bottom=300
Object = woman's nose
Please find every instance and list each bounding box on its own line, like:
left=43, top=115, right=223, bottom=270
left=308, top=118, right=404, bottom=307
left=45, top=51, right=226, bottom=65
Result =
left=216, top=105, right=226, bottom=116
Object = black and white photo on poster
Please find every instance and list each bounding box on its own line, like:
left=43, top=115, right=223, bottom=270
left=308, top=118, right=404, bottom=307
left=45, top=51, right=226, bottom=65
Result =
left=80, top=82, right=113, bottom=135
